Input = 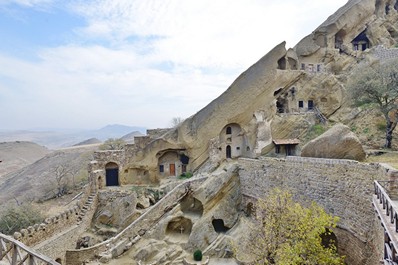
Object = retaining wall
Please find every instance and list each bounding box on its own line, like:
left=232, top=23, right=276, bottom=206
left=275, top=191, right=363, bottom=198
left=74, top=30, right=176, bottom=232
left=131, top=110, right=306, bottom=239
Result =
left=238, top=156, right=395, bottom=265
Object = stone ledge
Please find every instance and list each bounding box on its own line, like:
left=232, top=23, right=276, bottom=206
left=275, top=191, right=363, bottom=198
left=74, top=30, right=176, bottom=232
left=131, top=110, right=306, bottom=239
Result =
left=183, top=256, right=209, bottom=265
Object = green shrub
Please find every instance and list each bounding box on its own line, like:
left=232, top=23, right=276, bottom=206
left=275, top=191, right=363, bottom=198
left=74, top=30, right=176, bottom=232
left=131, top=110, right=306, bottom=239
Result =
left=377, top=122, right=387, bottom=132
left=178, top=172, right=193, bottom=179
left=193, top=249, right=203, bottom=261
left=0, top=205, right=43, bottom=235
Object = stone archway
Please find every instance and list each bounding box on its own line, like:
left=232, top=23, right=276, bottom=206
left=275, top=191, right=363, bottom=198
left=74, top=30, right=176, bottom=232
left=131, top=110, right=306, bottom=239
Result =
left=220, top=123, right=248, bottom=159
left=105, top=162, right=119, bottom=186
left=166, top=216, right=192, bottom=243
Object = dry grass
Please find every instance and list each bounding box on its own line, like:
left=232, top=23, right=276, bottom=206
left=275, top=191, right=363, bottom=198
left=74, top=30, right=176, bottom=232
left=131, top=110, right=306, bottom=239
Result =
left=366, top=152, right=398, bottom=169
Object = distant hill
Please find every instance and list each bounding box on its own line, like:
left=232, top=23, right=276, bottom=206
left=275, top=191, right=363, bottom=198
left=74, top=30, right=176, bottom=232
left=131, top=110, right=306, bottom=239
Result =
left=120, top=131, right=144, bottom=143
left=73, top=138, right=101, bottom=146
left=0, top=124, right=146, bottom=149
left=0, top=141, right=50, bottom=178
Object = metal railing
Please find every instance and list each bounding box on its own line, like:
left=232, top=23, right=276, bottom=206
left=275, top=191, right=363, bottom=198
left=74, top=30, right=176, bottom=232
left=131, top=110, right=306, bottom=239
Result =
left=374, top=181, right=398, bottom=265
left=0, top=233, right=60, bottom=265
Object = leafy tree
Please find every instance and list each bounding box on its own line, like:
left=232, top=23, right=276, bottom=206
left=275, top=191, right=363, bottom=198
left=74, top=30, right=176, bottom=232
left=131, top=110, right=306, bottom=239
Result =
left=99, top=138, right=126, bottom=150
left=237, top=189, right=343, bottom=265
left=0, top=205, right=43, bottom=235
left=347, top=58, right=398, bottom=148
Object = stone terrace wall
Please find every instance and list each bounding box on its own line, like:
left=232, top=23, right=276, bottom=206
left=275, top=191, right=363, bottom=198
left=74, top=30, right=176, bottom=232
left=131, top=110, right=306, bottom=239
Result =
left=35, top=193, right=98, bottom=264
left=238, top=156, right=394, bottom=265
left=372, top=45, right=398, bottom=61
left=13, top=184, right=93, bottom=247
left=65, top=177, right=208, bottom=265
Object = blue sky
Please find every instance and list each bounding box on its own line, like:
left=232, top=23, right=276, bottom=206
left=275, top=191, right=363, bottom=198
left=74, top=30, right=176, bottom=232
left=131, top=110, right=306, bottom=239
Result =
left=0, top=0, right=348, bottom=130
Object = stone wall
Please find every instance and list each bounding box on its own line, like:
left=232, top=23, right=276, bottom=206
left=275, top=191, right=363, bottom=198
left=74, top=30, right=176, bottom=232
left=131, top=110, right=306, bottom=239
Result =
left=13, top=184, right=92, bottom=246
left=372, top=45, right=398, bottom=61
left=238, top=156, right=394, bottom=265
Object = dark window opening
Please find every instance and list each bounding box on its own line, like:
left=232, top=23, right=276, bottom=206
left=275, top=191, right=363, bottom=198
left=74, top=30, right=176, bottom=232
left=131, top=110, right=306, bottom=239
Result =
left=275, top=145, right=280, bottom=154
left=290, top=87, right=296, bottom=97
left=386, top=4, right=391, bottom=14
left=308, top=100, right=314, bottom=110
left=181, top=164, right=187, bottom=173
left=395, top=0, right=398, bottom=10
left=226, top=126, right=232, bottom=134
left=226, top=145, right=232, bottom=158
left=236, top=147, right=240, bottom=150
left=212, top=219, right=230, bottom=233
left=159, top=165, right=164, bottom=173
left=179, top=154, right=189, bottom=164
left=274, top=88, right=283, bottom=96
left=246, top=146, right=250, bottom=151
left=276, top=101, right=284, bottom=113
left=317, top=64, right=321, bottom=72
left=301, top=63, right=305, bottom=70
left=298, top=101, right=304, bottom=108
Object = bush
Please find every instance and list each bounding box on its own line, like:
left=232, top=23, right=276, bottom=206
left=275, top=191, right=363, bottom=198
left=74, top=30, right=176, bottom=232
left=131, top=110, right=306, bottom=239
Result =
left=0, top=205, right=43, bottom=235
left=377, top=121, right=387, bottom=132
left=178, top=172, right=193, bottom=179
left=193, top=249, right=203, bottom=261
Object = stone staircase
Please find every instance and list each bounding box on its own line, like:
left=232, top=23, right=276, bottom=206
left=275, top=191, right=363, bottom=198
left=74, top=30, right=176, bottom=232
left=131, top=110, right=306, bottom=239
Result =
left=77, top=192, right=96, bottom=225
left=313, top=106, right=327, bottom=124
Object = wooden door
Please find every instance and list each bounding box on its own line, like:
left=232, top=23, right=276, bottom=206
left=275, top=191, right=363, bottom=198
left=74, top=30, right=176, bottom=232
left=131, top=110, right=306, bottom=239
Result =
left=169, top=164, right=176, bottom=176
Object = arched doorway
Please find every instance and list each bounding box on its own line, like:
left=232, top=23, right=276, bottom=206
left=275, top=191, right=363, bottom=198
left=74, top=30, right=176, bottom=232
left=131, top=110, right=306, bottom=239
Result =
left=226, top=145, right=232, bottom=159
left=105, top=162, right=119, bottom=186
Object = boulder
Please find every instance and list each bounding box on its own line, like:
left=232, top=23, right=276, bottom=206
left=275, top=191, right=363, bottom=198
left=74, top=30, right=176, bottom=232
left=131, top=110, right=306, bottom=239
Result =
left=301, top=123, right=366, bottom=161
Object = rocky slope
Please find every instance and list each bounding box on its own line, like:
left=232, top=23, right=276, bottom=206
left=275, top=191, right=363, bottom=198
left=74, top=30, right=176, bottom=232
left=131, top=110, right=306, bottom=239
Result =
left=0, top=141, right=50, bottom=178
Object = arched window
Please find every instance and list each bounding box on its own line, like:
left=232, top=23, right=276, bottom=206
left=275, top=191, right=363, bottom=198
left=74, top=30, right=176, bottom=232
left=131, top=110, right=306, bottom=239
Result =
left=226, top=126, right=232, bottom=135
left=226, top=145, right=232, bottom=159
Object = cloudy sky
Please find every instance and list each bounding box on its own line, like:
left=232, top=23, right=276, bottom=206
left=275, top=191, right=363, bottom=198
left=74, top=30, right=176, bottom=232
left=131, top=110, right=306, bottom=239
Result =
left=0, top=0, right=348, bottom=131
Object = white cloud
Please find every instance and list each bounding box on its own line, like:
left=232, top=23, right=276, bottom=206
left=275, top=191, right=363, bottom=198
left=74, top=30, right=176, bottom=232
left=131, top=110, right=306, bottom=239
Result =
left=0, top=0, right=349, bottom=130
left=0, top=0, right=53, bottom=7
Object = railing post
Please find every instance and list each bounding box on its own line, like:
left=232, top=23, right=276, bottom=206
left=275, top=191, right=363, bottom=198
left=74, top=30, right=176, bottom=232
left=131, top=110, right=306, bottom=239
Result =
left=11, top=243, right=17, bottom=264
left=396, top=214, right=398, bottom=233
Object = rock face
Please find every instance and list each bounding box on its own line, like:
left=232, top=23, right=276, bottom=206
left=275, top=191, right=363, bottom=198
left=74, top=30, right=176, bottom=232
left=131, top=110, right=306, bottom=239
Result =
left=301, top=124, right=366, bottom=161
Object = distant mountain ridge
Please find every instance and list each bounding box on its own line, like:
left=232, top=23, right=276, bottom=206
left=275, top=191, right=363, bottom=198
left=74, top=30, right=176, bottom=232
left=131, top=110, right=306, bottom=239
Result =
left=0, top=124, right=146, bottom=149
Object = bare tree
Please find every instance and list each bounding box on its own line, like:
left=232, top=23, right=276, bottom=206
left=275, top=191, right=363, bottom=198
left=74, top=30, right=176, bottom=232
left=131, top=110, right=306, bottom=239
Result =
left=347, top=58, right=398, bottom=148
left=170, top=117, right=184, bottom=128
left=52, top=165, right=73, bottom=197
